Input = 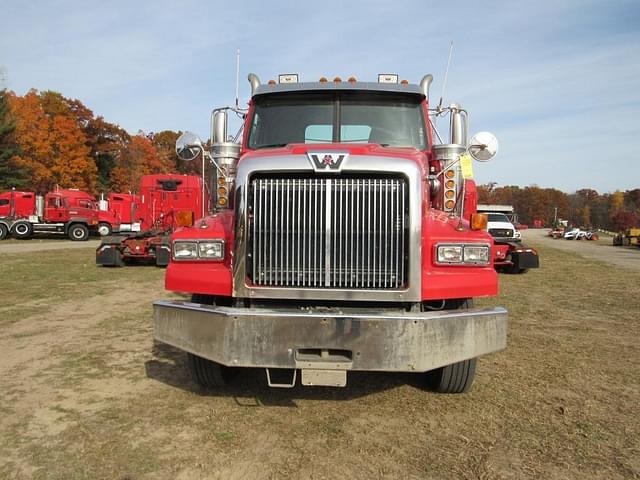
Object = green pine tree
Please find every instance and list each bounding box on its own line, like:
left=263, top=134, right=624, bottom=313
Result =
left=0, top=90, right=29, bottom=190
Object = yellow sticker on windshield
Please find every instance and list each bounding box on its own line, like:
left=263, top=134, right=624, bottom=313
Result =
left=460, top=154, right=474, bottom=179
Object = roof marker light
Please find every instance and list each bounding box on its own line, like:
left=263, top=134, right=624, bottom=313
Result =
left=319, top=77, right=328, bottom=83
left=348, top=76, right=357, bottom=84
left=278, top=74, right=299, bottom=84
left=378, top=74, right=399, bottom=84
left=333, top=76, right=342, bottom=83
left=267, top=79, right=276, bottom=86
left=400, top=79, right=409, bottom=85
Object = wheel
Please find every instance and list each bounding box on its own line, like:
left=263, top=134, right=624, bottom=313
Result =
left=503, top=262, right=527, bottom=274
left=97, top=222, right=112, bottom=236
left=424, top=299, right=478, bottom=394
left=12, top=221, right=33, bottom=239
left=426, top=358, right=477, bottom=394
left=68, top=223, right=89, bottom=241
left=0, top=223, right=8, bottom=240
left=187, top=353, right=236, bottom=388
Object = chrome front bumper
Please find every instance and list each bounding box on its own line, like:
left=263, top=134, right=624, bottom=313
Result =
left=153, top=300, right=507, bottom=373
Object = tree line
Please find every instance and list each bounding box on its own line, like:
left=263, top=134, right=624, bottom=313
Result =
left=0, top=88, right=201, bottom=195
left=478, top=185, right=640, bottom=231
left=1, top=89, right=638, bottom=230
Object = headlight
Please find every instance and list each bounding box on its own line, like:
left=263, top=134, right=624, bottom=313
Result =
left=172, top=240, right=224, bottom=261
left=437, top=245, right=463, bottom=263
left=198, top=241, right=224, bottom=259
left=436, top=244, right=490, bottom=265
left=463, top=245, right=490, bottom=264
left=173, top=241, right=198, bottom=259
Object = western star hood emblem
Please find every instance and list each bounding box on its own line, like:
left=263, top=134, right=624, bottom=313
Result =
left=306, top=152, right=349, bottom=172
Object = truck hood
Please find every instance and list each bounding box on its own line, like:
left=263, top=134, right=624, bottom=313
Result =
left=487, top=221, right=516, bottom=230
left=239, top=143, right=428, bottom=173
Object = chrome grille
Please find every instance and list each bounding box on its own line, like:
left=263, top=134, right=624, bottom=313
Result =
left=249, top=176, right=408, bottom=289
left=488, top=228, right=514, bottom=238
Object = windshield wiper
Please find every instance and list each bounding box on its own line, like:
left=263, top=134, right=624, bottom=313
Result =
left=254, top=143, right=288, bottom=149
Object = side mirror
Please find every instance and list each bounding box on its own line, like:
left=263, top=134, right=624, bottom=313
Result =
left=213, top=110, right=228, bottom=144
left=176, top=132, right=204, bottom=162
left=468, top=132, right=498, bottom=162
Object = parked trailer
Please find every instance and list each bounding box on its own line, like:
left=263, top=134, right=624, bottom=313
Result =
left=0, top=189, right=101, bottom=241
left=96, top=174, right=207, bottom=267
left=152, top=72, right=508, bottom=393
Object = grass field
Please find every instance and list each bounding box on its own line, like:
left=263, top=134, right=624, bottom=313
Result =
left=0, top=241, right=639, bottom=479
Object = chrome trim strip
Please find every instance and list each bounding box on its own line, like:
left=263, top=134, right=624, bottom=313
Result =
left=233, top=154, right=423, bottom=302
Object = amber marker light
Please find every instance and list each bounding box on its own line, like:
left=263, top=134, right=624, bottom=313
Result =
left=334, top=77, right=342, bottom=83
left=470, top=213, right=488, bottom=231
left=319, top=77, right=328, bottom=83
left=217, top=177, right=226, bottom=186
left=176, top=211, right=194, bottom=227
left=445, top=200, right=455, bottom=209
left=217, top=186, right=228, bottom=196
left=445, top=170, right=455, bottom=179
left=400, top=79, right=409, bottom=85
left=348, top=76, right=357, bottom=84
left=445, top=179, right=455, bottom=189
left=268, top=79, right=276, bottom=86
left=217, top=197, right=228, bottom=206
left=445, top=190, right=455, bottom=199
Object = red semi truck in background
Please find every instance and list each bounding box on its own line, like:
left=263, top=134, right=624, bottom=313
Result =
left=0, top=189, right=106, bottom=241
left=153, top=72, right=508, bottom=393
left=96, top=174, right=206, bottom=267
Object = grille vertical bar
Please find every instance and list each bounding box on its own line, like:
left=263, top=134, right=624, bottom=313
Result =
left=249, top=176, right=407, bottom=289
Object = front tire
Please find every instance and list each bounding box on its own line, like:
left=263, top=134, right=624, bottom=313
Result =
left=0, top=223, right=8, bottom=240
left=185, top=294, right=237, bottom=388
left=424, top=299, right=478, bottom=394
left=427, top=358, right=477, bottom=394
left=187, top=353, right=236, bottom=388
left=68, top=223, right=89, bottom=241
left=97, top=222, right=112, bottom=236
left=12, top=221, right=33, bottom=239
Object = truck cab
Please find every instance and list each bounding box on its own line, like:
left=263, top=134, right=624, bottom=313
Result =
left=5, top=189, right=99, bottom=241
left=153, top=73, right=507, bottom=393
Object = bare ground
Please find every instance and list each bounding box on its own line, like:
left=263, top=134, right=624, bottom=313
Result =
left=521, top=229, right=640, bottom=271
left=0, top=238, right=101, bottom=254
left=0, top=240, right=638, bottom=479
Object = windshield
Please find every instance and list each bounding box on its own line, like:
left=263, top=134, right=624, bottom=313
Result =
left=488, top=213, right=511, bottom=223
left=248, top=92, right=427, bottom=150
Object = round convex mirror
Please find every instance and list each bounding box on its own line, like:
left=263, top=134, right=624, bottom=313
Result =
left=468, top=132, right=499, bottom=162
left=176, top=132, right=204, bottom=161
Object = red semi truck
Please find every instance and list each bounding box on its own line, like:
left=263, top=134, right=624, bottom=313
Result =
left=96, top=174, right=206, bottom=267
left=153, top=73, right=507, bottom=393
left=0, top=189, right=102, bottom=241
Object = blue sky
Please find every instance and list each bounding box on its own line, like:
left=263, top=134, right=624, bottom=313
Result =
left=1, top=0, right=639, bottom=193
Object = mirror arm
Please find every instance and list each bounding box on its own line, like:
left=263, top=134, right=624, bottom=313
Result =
left=430, top=154, right=463, bottom=180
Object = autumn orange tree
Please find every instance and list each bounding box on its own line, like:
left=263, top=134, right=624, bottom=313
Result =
left=8, top=89, right=96, bottom=192
left=4, top=89, right=191, bottom=195
left=110, top=134, right=174, bottom=192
